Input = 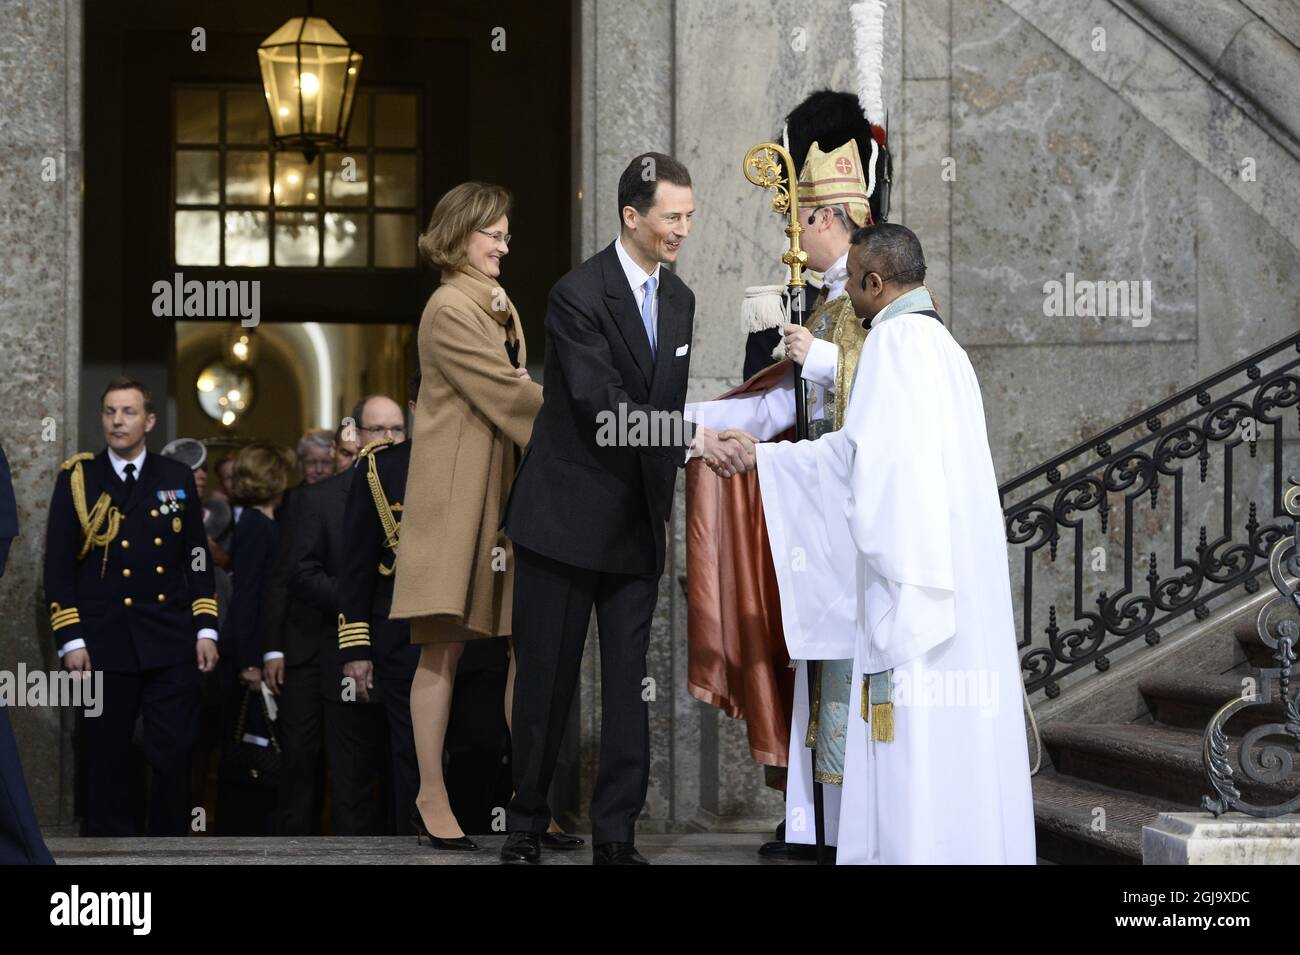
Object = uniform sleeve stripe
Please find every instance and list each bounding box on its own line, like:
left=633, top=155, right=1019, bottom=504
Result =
left=51, top=615, right=81, bottom=631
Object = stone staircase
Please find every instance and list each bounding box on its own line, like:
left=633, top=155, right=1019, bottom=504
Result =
left=1032, top=586, right=1300, bottom=864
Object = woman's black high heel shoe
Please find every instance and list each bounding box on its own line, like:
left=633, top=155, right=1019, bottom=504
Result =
left=412, top=806, right=479, bottom=851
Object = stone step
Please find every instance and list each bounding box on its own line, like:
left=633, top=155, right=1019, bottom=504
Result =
left=1042, top=721, right=1300, bottom=808
left=1032, top=769, right=1197, bottom=864
left=1139, top=672, right=1292, bottom=732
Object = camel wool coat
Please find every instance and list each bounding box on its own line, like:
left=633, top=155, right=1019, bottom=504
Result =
left=389, top=265, right=542, bottom=640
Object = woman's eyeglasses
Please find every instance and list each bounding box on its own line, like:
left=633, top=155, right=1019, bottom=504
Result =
left=477, top=229, right=512, bottom=246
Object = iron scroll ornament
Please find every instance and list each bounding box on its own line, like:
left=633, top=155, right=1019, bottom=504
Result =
left=1202, top=478, right=1300, bottom=817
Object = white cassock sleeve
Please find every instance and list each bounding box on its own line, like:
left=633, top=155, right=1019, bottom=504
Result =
left=757, top=315, right=957, bottom=670
left=800, top=338, right=838, bottom=389
left=683, top=372, right=796, bottom=441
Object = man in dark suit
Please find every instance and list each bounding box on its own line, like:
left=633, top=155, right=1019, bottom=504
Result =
left=0, top=442, right=55, bottom=863
left=336, top=388, right=420, bottom=834
left=261, top=428, right=345, bottom=835
left=44, top=377, right=219, bottom=836
left=290, top=395, right=405, bottom=834
left=501, top=153, right=748, bottom=865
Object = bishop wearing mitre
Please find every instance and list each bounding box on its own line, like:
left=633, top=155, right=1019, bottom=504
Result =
left=724, top=223, right=1035, bottom=864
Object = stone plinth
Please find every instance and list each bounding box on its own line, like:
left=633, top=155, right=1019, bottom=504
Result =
left=1143, top=812, right=1300, bottom=864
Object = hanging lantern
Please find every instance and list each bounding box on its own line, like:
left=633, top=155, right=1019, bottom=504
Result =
left=258, top=15, right=363, bottom=161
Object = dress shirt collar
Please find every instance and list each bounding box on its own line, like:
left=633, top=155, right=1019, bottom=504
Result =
left=615, top=235, right=661, bottom=295
left=107, top=446, right=146, bottom=482
left=822, top=250, right=850, bottom=301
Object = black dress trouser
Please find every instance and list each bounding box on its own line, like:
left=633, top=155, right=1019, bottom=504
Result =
left=83, top=662, right=199, bottom=836
left=273, top=659, right=322, bottom=835
left=506, top=543, right=658, bottom=845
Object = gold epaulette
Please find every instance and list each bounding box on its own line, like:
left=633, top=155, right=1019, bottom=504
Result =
left=365, top=446, right=400, bottom=571
left=60, top=451, right=95, bottom=471
left=358, top=437, right=394, bottom=459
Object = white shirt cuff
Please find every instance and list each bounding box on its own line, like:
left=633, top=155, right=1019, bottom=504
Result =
left=197, top=628, right=218, bottom=642
left=57, top=638, right=87, bottom=658
left=802, top=338, right=838, bottom=388
left=263, top=651, right=285, bottom=662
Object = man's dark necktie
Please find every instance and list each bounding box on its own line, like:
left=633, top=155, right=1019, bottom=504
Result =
left=123, top=462, right=136, bottom=493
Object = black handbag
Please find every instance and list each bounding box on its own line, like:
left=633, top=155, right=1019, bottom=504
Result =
left=218, top=686, right=282, bottom=791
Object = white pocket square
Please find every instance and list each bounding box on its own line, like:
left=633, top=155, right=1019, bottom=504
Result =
left=675, top=343, right=690, bottom=357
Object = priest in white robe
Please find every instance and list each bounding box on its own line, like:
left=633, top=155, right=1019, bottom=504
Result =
left=728, top=223, right=1036, bottom=864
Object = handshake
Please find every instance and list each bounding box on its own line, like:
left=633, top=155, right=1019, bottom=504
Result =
left=692, top=427, right=760, bottom=479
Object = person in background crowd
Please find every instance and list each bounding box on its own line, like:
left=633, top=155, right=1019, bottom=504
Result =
left=214, top=454, right=237, bottom=502
left=215, top=442, right=293, bottom=836
left=291, top=395, right=405, bottom=834
left=298, top=430, right=336, bottom=487
left=45, top=377, right=219, bottom=836
left=334, top=423, right=361, bottom=475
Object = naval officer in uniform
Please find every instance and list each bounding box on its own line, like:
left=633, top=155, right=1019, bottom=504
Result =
left=44, top=376, right=219, bottom=836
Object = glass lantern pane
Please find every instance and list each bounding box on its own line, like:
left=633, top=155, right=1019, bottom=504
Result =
left=175, top=151, right=219, bottom=204
left=274, top=154, right=321, bottom=206
left=373, top=154, right=416, bottom=208
left=260, top=51, right=302, bottom=137
left=297, top=45, right=348, bottom=139
left=374, top=213, right=416, bottom=267
left=339, top=56, right=363, bottom=142
left=226, top=89, right=269, bottom=144
left=275, top=212, right=320, bottom=266
left=297, top=17, right=348, bottom=45
left=224, top=211, right=270, bottom=266
left=323, top=152, right=368, bottom=206
left=175, top=211, right=220, bottom=265
left=226, top=151, right=270, bottom=205
left=324, top=212, right=368, bottom=267
left=373, top=94, right=417, bottom=147
left=261, top=17, right=308, bottom=46
left=175, top=89, right=219, bottom=143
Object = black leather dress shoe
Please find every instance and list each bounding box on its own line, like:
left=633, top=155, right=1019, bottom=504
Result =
left=757, top=840, right=817, bottom=860
left=500, top=831, right=542, bottom=865
left=541, top=830, right=585, bottom=850
left=593, top=841, right=649, bottom=865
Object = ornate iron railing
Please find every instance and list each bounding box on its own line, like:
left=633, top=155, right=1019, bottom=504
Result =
left=1202, top=477, right=1300, bottom=817
left=1000, top=332, right=1300, bottom=700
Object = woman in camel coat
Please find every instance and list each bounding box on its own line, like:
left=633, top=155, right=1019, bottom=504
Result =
left=389, top=182, right=579, bottom=850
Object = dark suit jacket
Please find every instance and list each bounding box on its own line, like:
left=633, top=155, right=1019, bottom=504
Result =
left=504, top=241, right=695, bottom=577
left=287, top=469, right=374, bottom=703
left=261, top=484, right=324, bottom=666
left=43, top=450, right=218, bottom=672
left=224, top=507, right=279, bottom=671
left=337, top=440, right=418, bottom=680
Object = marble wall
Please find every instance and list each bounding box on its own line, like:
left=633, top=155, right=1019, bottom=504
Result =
left=0, top=0, right=81, bottom=828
